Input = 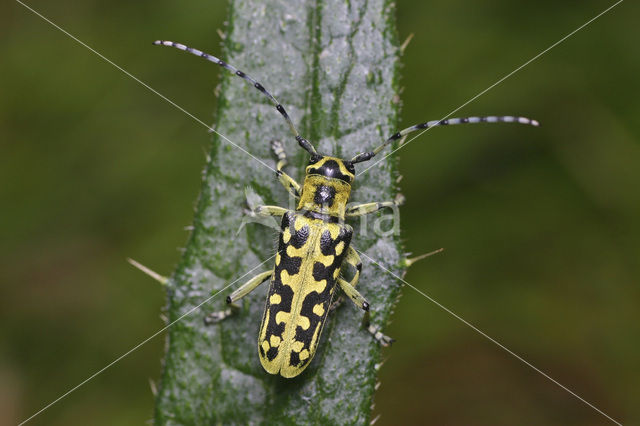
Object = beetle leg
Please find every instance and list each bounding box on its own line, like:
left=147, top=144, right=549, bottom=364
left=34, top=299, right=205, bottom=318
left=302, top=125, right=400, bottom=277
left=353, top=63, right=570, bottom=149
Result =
left=330, top=246, right=363, bottom=312
left=345, top=194, right=404, bottom=217
left=204, top=304, right=239, bottom=324
left=250, top=205, right=288, bottom=218
left=204, top=270, right=272, bottom=324
left=361, top=311, right=395, bottom=347
left=328, top=295, right=345, bottom=312
left=337, top=269, right=394, bottom=345
left=271, top=140, right=301, bottom=198
left=342, top=246, right=362, bottom=287
left=341, top=247, right=395, bottom=346
left=337, top=278, right=369, bottom=311
left=338, top=276, right=395, bottom=346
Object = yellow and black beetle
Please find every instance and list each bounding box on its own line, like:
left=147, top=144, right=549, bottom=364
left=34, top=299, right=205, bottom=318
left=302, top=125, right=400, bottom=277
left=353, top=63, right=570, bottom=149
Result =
left=154, top=40, right=538, bottom=378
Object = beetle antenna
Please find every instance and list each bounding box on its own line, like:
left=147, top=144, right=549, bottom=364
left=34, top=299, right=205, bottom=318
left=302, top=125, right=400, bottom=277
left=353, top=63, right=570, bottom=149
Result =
left=350, top=115, right=539, bottom=163
left=153, top=40, right=318, bottom=156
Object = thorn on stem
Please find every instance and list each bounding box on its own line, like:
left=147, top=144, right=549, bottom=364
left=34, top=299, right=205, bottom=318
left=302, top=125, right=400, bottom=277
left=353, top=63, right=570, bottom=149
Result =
left=127, top=258, right=168, bottom=286
left=404, top=247, right=445, bottom=268
left=148, top=378, right=158, bottom=397
left=399, top=33, right=414, bottom=55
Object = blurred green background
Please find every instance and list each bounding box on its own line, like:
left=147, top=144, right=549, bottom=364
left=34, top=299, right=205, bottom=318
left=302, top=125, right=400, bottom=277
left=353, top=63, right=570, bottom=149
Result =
left=2, top=0, right=638, bottom=424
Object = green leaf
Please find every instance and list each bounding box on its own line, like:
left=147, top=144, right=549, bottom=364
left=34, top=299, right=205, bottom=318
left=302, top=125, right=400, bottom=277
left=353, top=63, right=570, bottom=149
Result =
left=154, top=0, right=404, bottom=424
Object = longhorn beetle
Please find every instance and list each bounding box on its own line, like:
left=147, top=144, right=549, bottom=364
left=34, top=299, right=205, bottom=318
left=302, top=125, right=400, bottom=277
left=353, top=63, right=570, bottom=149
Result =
left=154, top=40, right=539, bottom=378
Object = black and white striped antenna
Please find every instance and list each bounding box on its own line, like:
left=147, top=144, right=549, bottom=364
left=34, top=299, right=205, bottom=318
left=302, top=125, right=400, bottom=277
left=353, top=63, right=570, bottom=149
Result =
left=153, top=40, right=318, bottom=156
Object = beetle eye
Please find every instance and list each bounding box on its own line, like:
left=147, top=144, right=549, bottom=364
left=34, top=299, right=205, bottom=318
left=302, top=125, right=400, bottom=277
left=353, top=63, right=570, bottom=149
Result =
left=308, top=155, right=321, bottom=165
left=344, top=161, right=355, bottom=174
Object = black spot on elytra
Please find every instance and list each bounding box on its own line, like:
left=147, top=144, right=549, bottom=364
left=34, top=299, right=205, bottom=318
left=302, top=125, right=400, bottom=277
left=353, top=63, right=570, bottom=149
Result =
left=278, top=253, right=301, bottom=275
left=267, top=268, right=297, bottom=338
left=289, top=222, right=309, bottom=249
left=276, top=213, right=302, bottom=275
left=281, top=212, right=292, bottom=228
left=312, top=261, right=332, bottom=283
left=262, top=214, right=302, bottom=346
left=289, top=351, right=301, bottom=367
left=266, top=346, right=278, bottom=361
left=264, top=286, right=291, bottom=341
left=318, top=223, right=353, bottom=257
left=320, top=230, right=334, bottom=256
